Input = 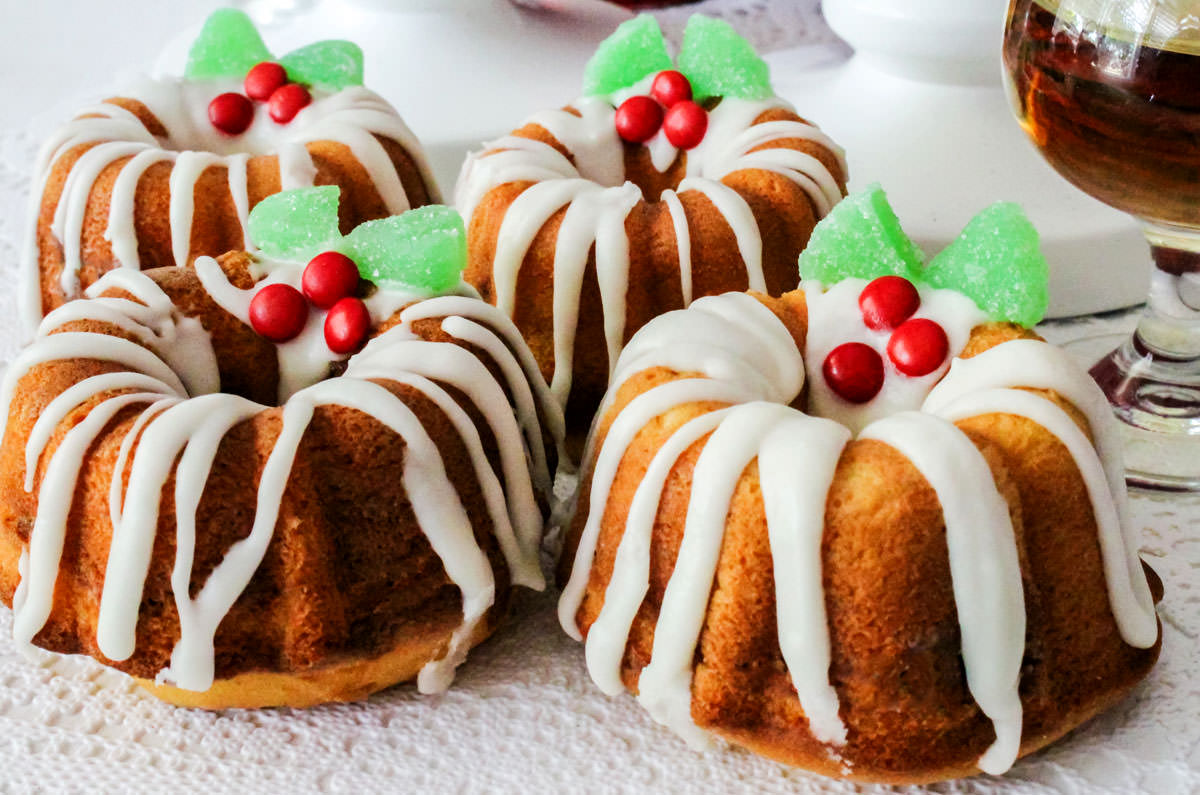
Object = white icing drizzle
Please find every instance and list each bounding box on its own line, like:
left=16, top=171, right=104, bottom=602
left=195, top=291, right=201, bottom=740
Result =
left=455, top=76, right=846, bottom=409
left=21, top=77, right=439, bottom=336
left=859, top=411, right=1025, bottom=776
left=560, top=289, right=1160, bottom=774
left=3, top=260, right=558, bottom=694
left=924, top=341, right=1159, bottom=649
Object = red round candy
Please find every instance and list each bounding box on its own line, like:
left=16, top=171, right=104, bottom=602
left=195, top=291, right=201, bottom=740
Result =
left=887, top=318, right=950, bottom=377
left=324, top=297, right=371, bottom=354
left=244, top=61, right=288, bottom=102
left=651, top=70, right=693, bottom=108
left=859, top=275, right=921, bottom=331
left=208, top=92, right=254, bottom=135
left=615, top=95, right=664, bottom=144
left=663, top=100, right=708, bottom=149
left=249, top=283, right=308, bottom=342
left=823, top=342, right=884, bottom=404
left=302, top=251, right=360, bottom=309
left=268, top=83, right=311, bottom=124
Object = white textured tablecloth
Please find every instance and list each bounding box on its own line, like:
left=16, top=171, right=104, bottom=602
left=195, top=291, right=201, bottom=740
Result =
left=0, top=3, right=1198, bottom=793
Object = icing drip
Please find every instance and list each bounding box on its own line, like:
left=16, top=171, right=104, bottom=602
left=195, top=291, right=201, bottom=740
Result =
left=561, top=290, right=1160, bottom=774
left=4, top=264, right=558, bottom=694
left=21, top=77, right=439, bottom=336
left=859, top=411, right=1025, bottom=776
left=924, top=341, right=1159, bottom=649
left=455, top=78, right=845, bottom=409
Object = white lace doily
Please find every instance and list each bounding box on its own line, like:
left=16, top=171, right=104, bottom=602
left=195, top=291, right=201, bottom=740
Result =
left=0, top=4, right=1197, bottom=793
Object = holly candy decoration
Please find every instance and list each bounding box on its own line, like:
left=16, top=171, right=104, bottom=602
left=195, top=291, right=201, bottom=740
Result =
left=303, top=251, right=360, bottom=308
left=208, top=92, right=254, bottom=136
left=651, top=70, right=693, bottom=107
left=268, top=83, right=311, bottom=123
left=248, top=186, right=342, bottom=261
left=582, top=14, right=772, bottom=102
left=324, top=297, right=371, bottom=354
left=799, top=184, right=1050, bottom=328
left=249, top=283, right=308, bottom=342
left=859, top=275, right=920, bottom=330
left=244, top=61, right=287, bottom=101
left=887, top=318, right=949, bottom=377
left=823, top=343, right=885, bottom=404
left=615, top=96, right=664, bottom=144
left=663, top=100, right=708, bottom=149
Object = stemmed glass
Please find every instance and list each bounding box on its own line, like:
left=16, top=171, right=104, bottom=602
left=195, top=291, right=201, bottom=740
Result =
left=1004, top=0, right=1200, bottom=491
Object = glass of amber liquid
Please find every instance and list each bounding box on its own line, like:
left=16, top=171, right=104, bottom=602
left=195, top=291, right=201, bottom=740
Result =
left=1005, top=0, right=1200, bottom=490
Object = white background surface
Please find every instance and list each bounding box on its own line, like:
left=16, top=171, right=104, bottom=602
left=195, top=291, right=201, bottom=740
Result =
left=0, top=2, right=1196, bottom=793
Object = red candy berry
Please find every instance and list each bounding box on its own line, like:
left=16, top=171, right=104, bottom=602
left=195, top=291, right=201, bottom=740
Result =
left=663, top=100, right=708, bottom=149
left=244, top=61, right=288, bottom=102
left=859, top=275, right=920, bottom=331
left=208, top=92, right=254, bottom=135
left=268, top=83, right=311, bottom=124
left=302, top=251, right=360, bottom=309
left=249, top=283, right=308, bottom=342
left=651, top=70, right=693, bottom=108
left=823, top=342, right=885, bottom=404
left=324, top=297, right=371, bottom=354
left=615, top=95, right=664, bottom=143
left=887, top=318, right=950, bottom=377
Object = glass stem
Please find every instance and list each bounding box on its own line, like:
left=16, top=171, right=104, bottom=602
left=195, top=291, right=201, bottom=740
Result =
left=1136, top=222, right=1200, bottom=362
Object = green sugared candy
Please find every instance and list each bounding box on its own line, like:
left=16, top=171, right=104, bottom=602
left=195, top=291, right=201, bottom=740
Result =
left=281, top=40, right=364, bottom=91
left=339, top=206, right=466, bottom=292
left=248, top=186, right=342, bottom=260
left=924, top=202, right=1048, bottom=327
left=800, top=185, right=925, bottom=285
left=185, top=9, right=274, bottom=81
left=677, top=15, right=772, bottom=101
left=583, top=15, right=673, bottom=97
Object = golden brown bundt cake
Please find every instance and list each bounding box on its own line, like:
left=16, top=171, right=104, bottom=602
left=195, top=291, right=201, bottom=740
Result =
left=0, top=195, right=563, bottom=709
left=22, top=9, right=438, bottom=335
left=556, top=195, right=1163, bottom=783
left=455, top=16, right=846, bottom=433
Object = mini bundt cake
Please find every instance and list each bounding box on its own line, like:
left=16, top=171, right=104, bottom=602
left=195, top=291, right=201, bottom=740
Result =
left=557, top=193, right=1161, bottom=783
left=456, top=15, right=846, bottom=431
left=22, top=9, right=438, bottom=335
left=0, top=190, right=563, bottom=709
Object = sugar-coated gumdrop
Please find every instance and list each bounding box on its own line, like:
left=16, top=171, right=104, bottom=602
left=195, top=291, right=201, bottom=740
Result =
left=922, top=202, right=1049, bottom=328
left=339, top=205, right=467, bottom=293
left=280, top=40, right=364, bottom=91
left=248, top=186, right=342, bottom=260
left=583, top=15, right=673, bottom=97
left=186, top=9, right=274, bottom=81
left=799, top=184, right=924, bottom=286
left=676, top=15, right=772, bottom=101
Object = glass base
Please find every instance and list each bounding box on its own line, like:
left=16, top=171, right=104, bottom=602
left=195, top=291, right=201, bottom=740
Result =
left=1065, top=333, right=1200, bottom=492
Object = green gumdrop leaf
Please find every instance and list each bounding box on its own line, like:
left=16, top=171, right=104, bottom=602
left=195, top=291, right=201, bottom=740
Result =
left=923, top=203, right=1049, bottom=327
left=185, top=9, right=274, bottom=81
left=280, top=40, right=364, bottom=91
left=799, top=184, right=924, bottom=285
left=248, top=186, right=342, bottom=260
left=339, top=206, right=466, bottom=293
left=583, top=15, right=673, bottom=97
left=677, top=15, right=772, bottom=101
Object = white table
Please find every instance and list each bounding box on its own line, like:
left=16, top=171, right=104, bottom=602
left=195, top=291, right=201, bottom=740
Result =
left=0, top=3, right=1196, bottom=793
